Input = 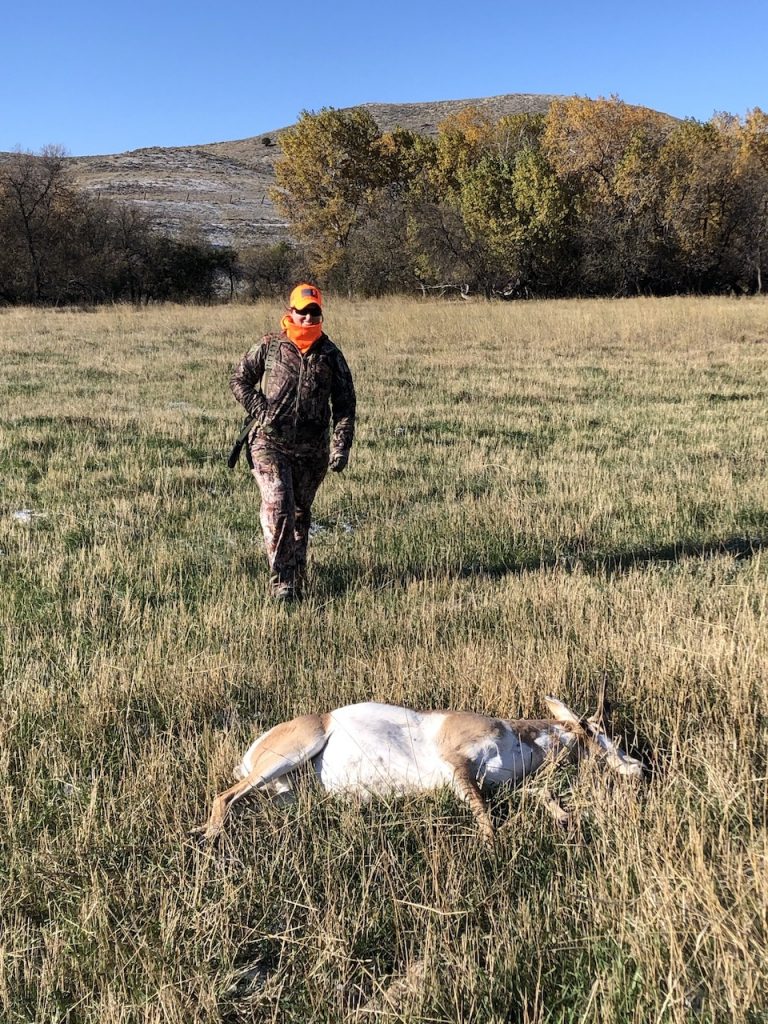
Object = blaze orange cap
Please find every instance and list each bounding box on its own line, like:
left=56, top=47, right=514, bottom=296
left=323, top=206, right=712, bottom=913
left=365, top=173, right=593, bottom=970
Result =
left=289, top=283, right=323, bottom=310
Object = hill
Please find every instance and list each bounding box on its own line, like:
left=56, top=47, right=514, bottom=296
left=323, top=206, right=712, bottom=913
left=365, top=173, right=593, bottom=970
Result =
left=66, top=93, right=564, bottom=249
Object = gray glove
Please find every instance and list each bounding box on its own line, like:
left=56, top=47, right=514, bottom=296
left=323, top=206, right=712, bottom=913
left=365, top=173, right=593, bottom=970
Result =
left=329, top=451, right=349, bottom=473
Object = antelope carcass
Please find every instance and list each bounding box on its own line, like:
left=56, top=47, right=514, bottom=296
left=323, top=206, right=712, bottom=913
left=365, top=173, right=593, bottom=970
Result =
left=201, top=697, right=643, bottom=843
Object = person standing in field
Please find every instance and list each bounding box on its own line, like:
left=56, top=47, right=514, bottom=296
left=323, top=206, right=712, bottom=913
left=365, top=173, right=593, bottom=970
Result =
left=229, top=284, right=356, bottom=601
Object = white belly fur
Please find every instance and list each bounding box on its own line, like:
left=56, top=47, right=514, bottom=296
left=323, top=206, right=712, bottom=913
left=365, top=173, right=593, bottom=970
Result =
left=313, top=703, right=454, bottom=796
left=465, top=728, right=542, bottom=786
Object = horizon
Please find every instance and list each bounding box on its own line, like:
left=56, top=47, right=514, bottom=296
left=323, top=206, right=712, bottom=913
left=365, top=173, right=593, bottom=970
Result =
left=2, top=0, right=766, bottom=158
left=4, top=87, right=763, bottom=161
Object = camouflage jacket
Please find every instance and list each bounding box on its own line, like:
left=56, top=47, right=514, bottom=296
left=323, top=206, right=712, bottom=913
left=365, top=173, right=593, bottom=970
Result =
left=230, top=332, right=356, bottom=457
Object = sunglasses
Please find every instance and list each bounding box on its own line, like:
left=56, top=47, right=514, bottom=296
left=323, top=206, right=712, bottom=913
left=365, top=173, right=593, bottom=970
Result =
left=293, top=304, right=322, bottom=317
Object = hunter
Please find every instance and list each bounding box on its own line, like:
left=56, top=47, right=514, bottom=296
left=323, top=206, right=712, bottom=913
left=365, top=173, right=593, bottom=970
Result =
left=229, top=284, right=356, bottom=601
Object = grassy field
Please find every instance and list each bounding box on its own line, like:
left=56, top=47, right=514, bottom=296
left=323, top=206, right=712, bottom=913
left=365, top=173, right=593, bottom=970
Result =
left=1, top=296, right=767, bottom=1023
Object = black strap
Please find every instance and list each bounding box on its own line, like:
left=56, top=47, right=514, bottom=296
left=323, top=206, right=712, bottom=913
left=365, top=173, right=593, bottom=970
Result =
left=235, top=417, right=255, bottom=444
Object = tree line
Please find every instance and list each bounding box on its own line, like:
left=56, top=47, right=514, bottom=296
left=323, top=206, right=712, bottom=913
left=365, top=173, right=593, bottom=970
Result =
left=0, top=146, right=240, bottom=305
left=2, top=97, right=767, bottom=305
left=274, top=97, right=768, bottom=298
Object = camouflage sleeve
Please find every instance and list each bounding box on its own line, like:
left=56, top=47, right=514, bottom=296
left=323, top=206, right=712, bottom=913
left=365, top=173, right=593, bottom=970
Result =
left=330, top=348, right=356, bottom=456
left=229, top=338, right=268, bottom=418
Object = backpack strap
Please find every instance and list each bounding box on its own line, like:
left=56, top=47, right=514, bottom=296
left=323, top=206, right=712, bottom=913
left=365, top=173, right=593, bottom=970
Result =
left=260, top=336, right=281, bottom=396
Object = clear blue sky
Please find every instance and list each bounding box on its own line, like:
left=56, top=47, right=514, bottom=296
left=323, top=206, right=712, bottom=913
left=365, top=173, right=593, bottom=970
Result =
left=2, top=0, right=766, bottom=156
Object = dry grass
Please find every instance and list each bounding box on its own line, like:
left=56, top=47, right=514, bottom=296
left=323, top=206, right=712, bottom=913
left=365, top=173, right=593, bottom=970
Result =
left=1, top=296, right=767, bottom=1023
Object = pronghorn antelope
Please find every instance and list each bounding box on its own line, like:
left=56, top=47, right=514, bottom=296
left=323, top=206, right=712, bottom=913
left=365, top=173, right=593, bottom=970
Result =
left=201, top=697, right=643, bottom=843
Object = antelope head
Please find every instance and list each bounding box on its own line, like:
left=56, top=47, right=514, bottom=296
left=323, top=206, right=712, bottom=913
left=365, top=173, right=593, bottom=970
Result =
left=544, top=696, right=644, bottom=778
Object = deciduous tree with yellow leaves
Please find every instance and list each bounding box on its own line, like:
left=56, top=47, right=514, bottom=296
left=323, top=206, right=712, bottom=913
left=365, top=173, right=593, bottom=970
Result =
left=272, top=107, right=390, bottom=287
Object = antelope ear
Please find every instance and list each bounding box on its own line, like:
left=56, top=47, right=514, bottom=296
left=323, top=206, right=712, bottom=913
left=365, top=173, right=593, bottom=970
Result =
left=544, top=697, right=581, bottom=725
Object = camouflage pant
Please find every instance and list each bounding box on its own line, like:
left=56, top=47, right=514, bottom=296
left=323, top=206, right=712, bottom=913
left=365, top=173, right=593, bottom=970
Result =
left=250, top=444, right=328, bottom=591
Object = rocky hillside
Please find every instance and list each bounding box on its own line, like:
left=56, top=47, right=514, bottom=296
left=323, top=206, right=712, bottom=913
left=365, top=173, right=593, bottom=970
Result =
left=67, top=93, right=564, bottom=250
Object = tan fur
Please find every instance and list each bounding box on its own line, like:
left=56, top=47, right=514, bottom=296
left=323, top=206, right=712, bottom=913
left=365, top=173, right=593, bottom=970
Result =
left=510, top=719, right=568, bottom=748
left=435, top=711, right=505, bottom=757
left=203, top=713, right=329, bottom=838
left=446, top=759, right=496, bottom=844
left=433, top=713, right=505, bottom=844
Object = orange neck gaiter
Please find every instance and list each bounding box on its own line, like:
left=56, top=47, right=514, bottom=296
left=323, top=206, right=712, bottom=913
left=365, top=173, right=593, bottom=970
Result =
left=281, top=315, right=323, bottom=353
